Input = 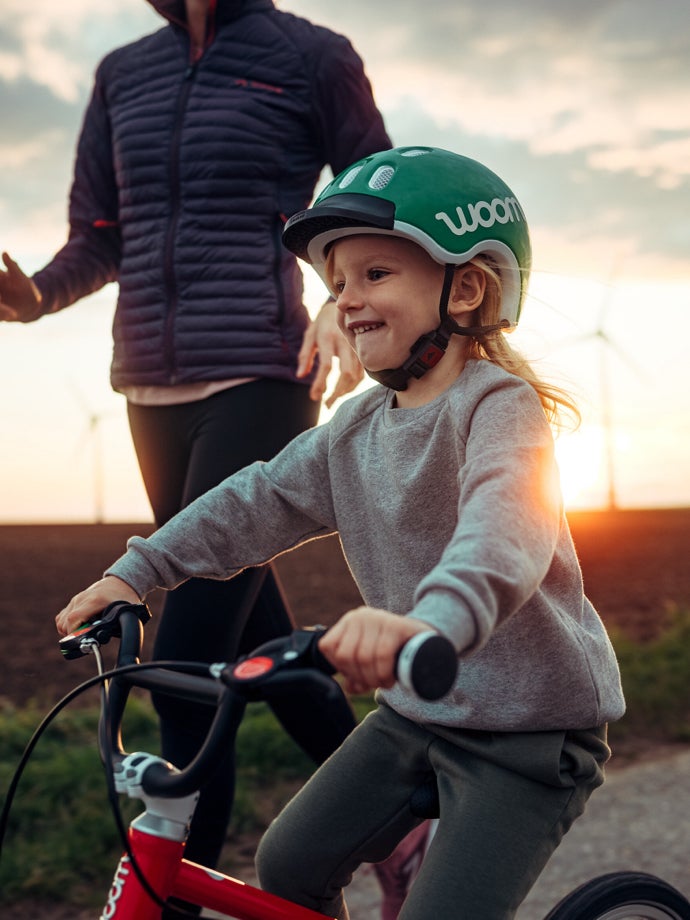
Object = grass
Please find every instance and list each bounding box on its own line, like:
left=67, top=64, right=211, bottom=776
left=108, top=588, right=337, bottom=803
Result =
left=608, top=603, right=690, bottom=746
left=1, top=609, right=688, bottom=908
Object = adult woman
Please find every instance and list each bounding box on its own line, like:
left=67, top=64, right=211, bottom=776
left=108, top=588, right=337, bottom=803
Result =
left=1, top=0, right=391, bottom=894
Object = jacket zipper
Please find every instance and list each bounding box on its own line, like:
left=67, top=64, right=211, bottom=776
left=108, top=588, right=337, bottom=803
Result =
left=162, top=62, right=196, bottom=383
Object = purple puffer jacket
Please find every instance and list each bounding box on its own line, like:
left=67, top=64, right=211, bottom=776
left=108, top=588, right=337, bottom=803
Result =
left=33, top=0, right=390, bottom=389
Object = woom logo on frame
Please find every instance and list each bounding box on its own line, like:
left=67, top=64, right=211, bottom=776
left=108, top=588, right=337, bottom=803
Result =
left=100, top=854, right=130, bottom=918
left=435, top=197, right=524, bottom=236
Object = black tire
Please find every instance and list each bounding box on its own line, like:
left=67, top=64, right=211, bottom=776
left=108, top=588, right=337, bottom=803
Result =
left=543, top=872, right=690, bottom=920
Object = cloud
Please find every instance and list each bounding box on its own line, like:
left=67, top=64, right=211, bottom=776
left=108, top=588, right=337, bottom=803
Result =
left=1, top=0, right=160, bottom=100
left=0, top=76, right=79, bottom=239
left=0, top=2, right=160, bottom=246
left=0, top=76, right=76, bottom=143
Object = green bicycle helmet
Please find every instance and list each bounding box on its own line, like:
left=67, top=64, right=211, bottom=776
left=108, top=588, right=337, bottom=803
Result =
left=284, top=146, right=532, bottom=391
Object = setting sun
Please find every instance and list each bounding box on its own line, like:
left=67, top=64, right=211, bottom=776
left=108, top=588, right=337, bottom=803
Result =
left=555, top=428, right=606, bottom=510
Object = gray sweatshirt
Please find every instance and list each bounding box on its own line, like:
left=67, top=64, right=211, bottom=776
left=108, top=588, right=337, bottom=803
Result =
left=108, top=359, right=625, bottom=731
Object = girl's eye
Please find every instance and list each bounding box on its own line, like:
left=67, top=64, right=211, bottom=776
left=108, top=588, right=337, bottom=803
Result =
left=332, top=280, right=345, bottom=294
left=368, top=268, right=388, bottom=281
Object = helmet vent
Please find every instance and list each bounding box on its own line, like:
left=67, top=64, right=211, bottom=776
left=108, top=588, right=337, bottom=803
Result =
left=339, top=165, right=363, bottom=189
left=368, top=166, right=395, bottom=190
left=401, top=148, right=429, bottom=157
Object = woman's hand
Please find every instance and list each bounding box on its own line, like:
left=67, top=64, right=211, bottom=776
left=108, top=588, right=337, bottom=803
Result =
left=297, top=298, right=364, bottom=408
left=0, top=252, right=44, bottom=323
left=318, top=606, right=433, bottom=695
left=55, top=575, right=141, bottom=636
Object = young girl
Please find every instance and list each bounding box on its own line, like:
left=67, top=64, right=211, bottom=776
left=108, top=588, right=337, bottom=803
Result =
left=56, top=147, right=625, bottom=920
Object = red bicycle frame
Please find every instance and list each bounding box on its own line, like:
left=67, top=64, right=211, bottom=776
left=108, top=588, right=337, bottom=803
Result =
left=102, top=825, right=331, bottom=919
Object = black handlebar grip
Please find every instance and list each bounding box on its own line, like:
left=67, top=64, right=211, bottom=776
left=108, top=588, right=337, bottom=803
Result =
left=396, top=631, right=457, bottom=700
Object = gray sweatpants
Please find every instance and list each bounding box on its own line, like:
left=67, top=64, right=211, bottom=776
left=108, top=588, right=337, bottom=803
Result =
left=256, top=703, right=609, bottom=920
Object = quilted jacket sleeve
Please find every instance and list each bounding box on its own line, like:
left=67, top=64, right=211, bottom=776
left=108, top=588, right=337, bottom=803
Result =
left=309, top=32, right=391, bottom=177
left=32, top=60, right=122, bottom=314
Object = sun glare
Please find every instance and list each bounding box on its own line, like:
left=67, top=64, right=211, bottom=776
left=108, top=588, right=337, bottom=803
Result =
left=554, top=428, right=607, bottom=510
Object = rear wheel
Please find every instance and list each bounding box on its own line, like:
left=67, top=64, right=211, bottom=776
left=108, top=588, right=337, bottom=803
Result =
left=543, top=872, right=690, bottom=920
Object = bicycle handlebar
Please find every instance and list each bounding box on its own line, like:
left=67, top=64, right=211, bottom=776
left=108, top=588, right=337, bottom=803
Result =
left=60, top=602, right=458, bottom=800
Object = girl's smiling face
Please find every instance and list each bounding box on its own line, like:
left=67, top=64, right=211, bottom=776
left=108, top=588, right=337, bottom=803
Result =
left=330, top=235, right=447, bottom=375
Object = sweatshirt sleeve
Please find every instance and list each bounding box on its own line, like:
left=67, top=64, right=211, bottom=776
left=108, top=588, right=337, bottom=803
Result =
left=106, top=424, right=337, bottom=598
left=32, top=59, right=122, bottom=313
left=409, top=378, right=563, bottom=656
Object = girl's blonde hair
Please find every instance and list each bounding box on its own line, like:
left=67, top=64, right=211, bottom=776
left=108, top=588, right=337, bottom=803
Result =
left=465, top=255, right=580, bottom=429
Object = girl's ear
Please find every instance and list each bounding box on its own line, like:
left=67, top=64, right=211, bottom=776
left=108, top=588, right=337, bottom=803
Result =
left=449, top=266, right=486, bottom=318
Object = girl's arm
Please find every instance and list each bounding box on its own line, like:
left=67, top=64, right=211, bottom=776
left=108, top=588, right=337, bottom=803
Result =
left=55, top=425, right=336, bottom=635
left=410, top=379, right=563, bottom=654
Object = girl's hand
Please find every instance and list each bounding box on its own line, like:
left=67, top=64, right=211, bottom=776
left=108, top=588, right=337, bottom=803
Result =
left=55, top=575, right=141, bottom=636
left=318, top=606, right=433, bottom=695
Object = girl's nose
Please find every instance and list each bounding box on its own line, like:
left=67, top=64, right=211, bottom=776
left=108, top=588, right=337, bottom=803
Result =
left=336, top=281, right=364, bottom=313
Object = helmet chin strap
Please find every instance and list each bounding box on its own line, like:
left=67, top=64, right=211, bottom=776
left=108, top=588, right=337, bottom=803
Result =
left=367, top=264, right=509, bottom=392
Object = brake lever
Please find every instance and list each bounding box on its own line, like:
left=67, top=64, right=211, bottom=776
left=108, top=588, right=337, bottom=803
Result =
left=59, top=601, right=151, bottom=660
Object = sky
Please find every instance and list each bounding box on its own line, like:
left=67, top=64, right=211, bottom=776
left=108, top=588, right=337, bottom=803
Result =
left=1, top=0, right=689, bottom=522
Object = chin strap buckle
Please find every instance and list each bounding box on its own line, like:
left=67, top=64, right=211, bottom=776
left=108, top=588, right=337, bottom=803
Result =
left=367, top=320, right=455, bottom=392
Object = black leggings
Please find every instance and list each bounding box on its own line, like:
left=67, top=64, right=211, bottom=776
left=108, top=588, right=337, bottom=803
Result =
left=127, top=380, right=356, bottom=873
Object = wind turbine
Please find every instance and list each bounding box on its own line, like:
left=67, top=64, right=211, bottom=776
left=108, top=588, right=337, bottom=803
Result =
left=67, top=380, right=115, bottom=523
left=562, top=269, right=643, bottom=511
left=591, top=296, right=620, bottom=511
